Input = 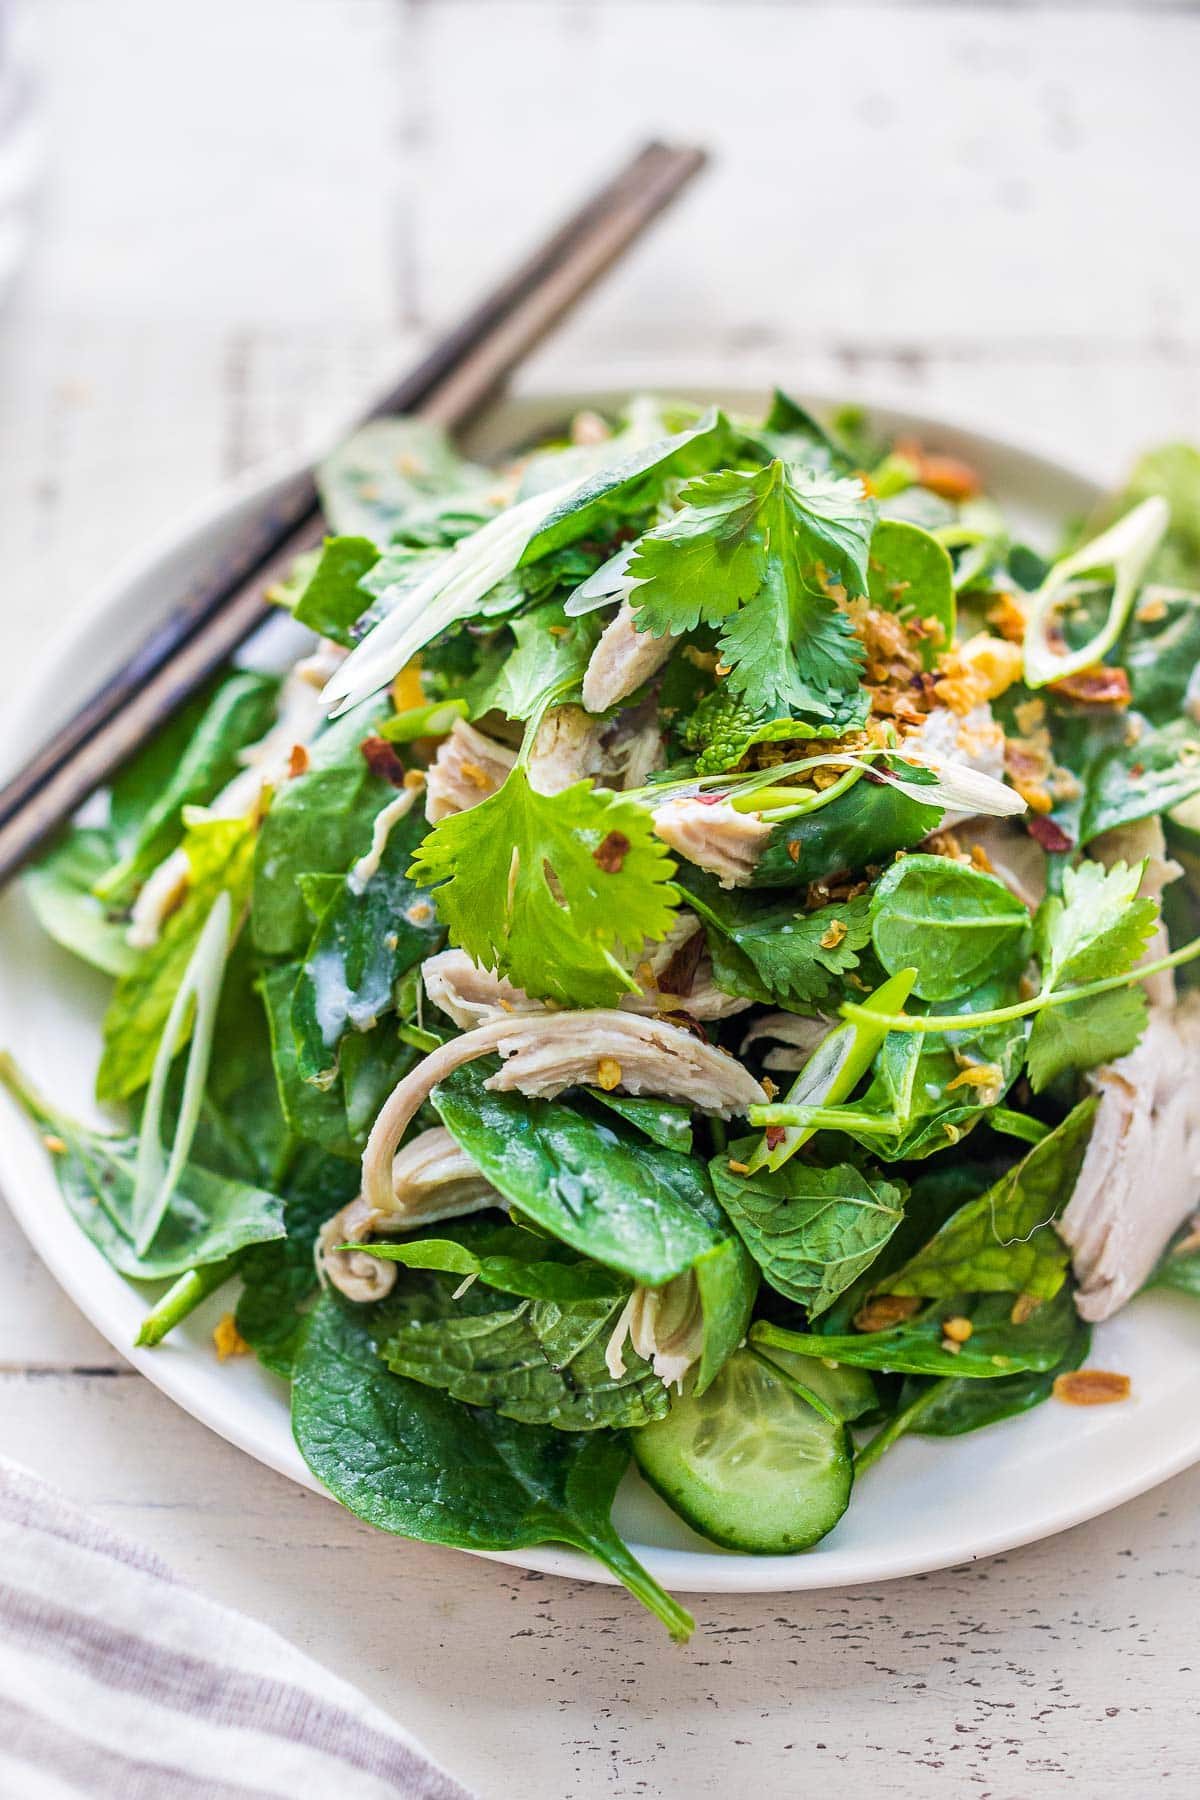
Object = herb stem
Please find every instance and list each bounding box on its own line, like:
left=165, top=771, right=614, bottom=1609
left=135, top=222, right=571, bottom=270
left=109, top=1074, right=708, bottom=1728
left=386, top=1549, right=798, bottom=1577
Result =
left=989, top=1107, right=1051, bottom=1146
left=747, top=1103, right=898, bottom=1135
left=135, top=1255, right=240, bottom=1348
left=853, top=1379, right=955, bottom=1476
left=840, top=930, right=1200, bottom=1035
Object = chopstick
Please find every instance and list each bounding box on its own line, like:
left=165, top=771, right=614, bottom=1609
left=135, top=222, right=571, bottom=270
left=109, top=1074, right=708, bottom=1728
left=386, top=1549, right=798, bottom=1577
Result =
left=0, top=139, right=708, bottom=888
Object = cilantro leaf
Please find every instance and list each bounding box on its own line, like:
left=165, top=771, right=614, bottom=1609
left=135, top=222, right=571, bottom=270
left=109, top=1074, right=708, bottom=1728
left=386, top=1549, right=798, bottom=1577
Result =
left=1026, top=986, right=1148, bottom=1093
left=1035, top=858, right=1158, bottom=991
left=409, top=769, right=678, bottom=1007
left=627, top=461, right=875, bottom=717
left=468, top=601, right=600, bottom=724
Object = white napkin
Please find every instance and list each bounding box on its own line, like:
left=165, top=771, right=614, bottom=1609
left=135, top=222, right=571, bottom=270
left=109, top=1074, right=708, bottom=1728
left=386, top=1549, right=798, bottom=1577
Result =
left=0, top=1457, right=474, bottom=1800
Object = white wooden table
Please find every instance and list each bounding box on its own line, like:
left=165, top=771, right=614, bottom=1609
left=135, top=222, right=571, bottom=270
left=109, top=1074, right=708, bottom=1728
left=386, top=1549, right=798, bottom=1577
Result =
left=3, top=4, right=1199, bottom=1795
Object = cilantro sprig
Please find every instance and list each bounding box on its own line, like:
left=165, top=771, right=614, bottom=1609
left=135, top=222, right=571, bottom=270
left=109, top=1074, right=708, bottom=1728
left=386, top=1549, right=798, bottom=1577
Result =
left=627, top=460, right=876, bottom=719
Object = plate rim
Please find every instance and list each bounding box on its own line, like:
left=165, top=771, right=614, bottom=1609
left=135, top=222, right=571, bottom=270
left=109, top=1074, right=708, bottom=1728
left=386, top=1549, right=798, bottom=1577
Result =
left=4, top=386, right=1199, bottom=1597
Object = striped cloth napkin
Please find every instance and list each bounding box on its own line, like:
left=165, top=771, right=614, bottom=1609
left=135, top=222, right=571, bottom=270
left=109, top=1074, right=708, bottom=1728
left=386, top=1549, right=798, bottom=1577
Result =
left=0, top=1457, right=474, bottom=1800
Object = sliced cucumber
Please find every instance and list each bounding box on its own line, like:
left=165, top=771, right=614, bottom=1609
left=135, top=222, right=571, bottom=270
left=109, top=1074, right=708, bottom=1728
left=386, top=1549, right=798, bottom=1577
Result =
left=632, top=1348, right=853, bottom=1554
left=754, top=1344, right=878, bottom=1422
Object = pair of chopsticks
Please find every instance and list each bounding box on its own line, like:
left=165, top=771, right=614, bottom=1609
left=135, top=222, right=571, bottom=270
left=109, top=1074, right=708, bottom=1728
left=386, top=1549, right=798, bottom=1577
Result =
left=0, top=139, right=707, bottom=888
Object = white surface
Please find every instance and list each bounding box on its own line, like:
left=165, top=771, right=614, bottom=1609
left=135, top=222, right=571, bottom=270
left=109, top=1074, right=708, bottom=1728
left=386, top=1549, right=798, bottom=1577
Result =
left=6, top=395, right=1200, bottom=1602
left=2, top=3, right=1199, bottom=1796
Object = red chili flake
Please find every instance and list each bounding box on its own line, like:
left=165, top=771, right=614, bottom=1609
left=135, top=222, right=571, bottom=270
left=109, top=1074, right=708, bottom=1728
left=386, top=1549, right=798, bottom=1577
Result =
left=764, top=1125, right=787, bottom=1150
left=593, top=830, right=631, bottom=874
left=1049, top=665, right=1131, bottom=707
left=361, top=736, right=408, bottom=787
left=1027, top=815, right=1075, bottom=853
left=286, top=743, right=310, bottom=779
left=694, top=793, right=725, bottom=807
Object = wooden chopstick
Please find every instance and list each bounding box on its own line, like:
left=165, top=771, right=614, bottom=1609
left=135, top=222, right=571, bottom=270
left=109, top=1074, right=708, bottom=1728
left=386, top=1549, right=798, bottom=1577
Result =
left=0, top=139, right=707, bottom=888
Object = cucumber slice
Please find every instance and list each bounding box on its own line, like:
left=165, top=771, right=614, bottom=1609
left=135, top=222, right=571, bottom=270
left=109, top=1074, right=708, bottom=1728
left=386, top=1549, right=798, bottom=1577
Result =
left=755, top=1344, right=878, bottom=1422
left=632, top=1348, right=853, bottom=1554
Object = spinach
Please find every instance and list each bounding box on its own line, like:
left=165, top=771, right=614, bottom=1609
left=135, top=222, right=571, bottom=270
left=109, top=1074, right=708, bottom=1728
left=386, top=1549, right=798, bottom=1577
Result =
left=431, top=1062, right=729, bottom=1286
left=895, top=1287, right=1091, bottom=1437
left=867, top=518, right=955, bottom=667
left=710, top=1146, right=904, bottom=1315
left=291, top=1293, right=693, bottom=1638
left=691, top=1233, right=760, bottom=1393
left=23, top=828, right=137, bottom=977
left=95, top=671, right=278, bottom=905
left=1147, top=1223, right=1200, bottom=1298
left=869, top=855, right=1031, bottom=1002
left=235, top=1146, right=361, bottom=1376
left=354, top=1218, right=628, bottom=1303
left=878, top=1098, right=1096, bottom=1300
left=292, top=535, right=381, bottom=644
left=97, top=814, right=258, bottom=1103
left=252, top=696, right=393, bottom=957
left=587, top=1090, right=694, bottom=1154
left=753, top=778, right=943, bottom=888
left=291, top=803, right=441, bottom=1087
left=380, top=1282, right=669, bottom=1432
left=753, top=1288, right=1078, bottom=1379
left=0, top=1054, right=284, bottom=1281
left=317, top=417, right=495, bottom=546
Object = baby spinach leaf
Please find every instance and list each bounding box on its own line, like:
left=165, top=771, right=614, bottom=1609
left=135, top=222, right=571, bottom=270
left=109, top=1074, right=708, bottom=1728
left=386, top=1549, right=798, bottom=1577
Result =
left=432, top=1062, right=728, bottom=1287
left=252, top=696, right=393, bottom=957
left=1026, top=986, right=1147, bottom=1092
left=292, top=535, right=381, bottom=643
left=710, top=1145, right=904, bottom=1314
left=1146, top=1222, right=1200, bottom=1297
left=318, top=417, right=495, bottom=546
left=878, top=1097, right=1096, bottom=1300
left=353, top=1217, right=628, bottom=1304
left=867, top=518, right=955, bottom=667
left=291, top=802, right=442, bottom=1087
left=753, top=1288, right=1077, bottom=1379
left=753, top=778, right=943, bottom=888
left=24, top=828, right=137, bottom=977
left=587, top=1090, right=694, bottom=1154
left=235, top=1145, right=361, bottom=1376
left=869, top=855, right=1031, bottom=1002
left=379, top=1282, right=668, bottom=1431
left=292, top=1293, right=693, bottom=1639
left=628, top=460, right=874, bottom=719
left=691, top=1233, right=759, bottom=1394
left=97, top=815, right=258, bottom=1104
left=895, top=1287, right=1091, bottom=1437
left=95, top=671, right=278, bottom=906
left=0, top=1054, right=285, bottom=1281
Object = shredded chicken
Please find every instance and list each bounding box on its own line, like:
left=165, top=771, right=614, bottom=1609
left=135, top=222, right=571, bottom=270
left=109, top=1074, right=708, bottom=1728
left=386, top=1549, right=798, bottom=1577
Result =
left=602, top=703, right=666, bottom=791
left=1058, top=995, right=1200, bottom=1321
left=359, top=1011, right=767, bottom=1218
left=605, top=1273, right=703, bottom=1387
left=424, top=718, right=516, bottom=823
left=317, top=1126, right=502, bottom=1301
left=740, top=1011, right=831, bottom=1071
left=652, top=798, right=771, bottom=889
left=1091, top=815, right=1183, bottom=1007
left=582, top=601, right=676, bottom=713
left=963, top=817, right=1048, bottom=912
left=422, top=947, right=549, bottom=1031
left=527, top=703, right=606, bottom=795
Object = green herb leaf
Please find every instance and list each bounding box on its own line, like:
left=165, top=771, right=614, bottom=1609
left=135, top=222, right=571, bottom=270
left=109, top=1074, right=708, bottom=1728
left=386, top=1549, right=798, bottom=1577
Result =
left=292, top=535, right=382, bottom=643
left=752, top=1288, right=1078, bottom=1379
left=292, top=1293, right=693, bottom=1639
left=628, top=461, right=875, bottom=718
left=236, top=1146, right=361, bottom=1376
left=698, top=884, right=873, bottom=1011
left=587, top=1090, right=694, bottom=1154
left=866, top=517, right=955, bottom=668
left=1035, top=857, right=1158, bottom=991
left=1026, top=986, right=1148, bottom=1092
left=318, top=417, right=495, bottom=546
left=355, top=1218, right=628, bottom=1304
left=894, top=1287, right=1091, bottom=1437
left=23, top=828, right=138, bottom=977
left=710, top=1147, right=904, bottom=1314
left=869, top=855, right=1031, bottom=1002
left=410, top=767, right=677, bottom=1009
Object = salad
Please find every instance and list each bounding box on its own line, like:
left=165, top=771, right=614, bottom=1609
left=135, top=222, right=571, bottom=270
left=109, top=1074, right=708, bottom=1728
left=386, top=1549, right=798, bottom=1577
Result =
left=8, top=393, right=1200, bottom=1641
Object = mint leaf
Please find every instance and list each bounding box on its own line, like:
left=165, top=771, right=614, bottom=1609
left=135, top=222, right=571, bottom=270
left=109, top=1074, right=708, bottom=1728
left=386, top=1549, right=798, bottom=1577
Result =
left=628, top=461, right=874, bottom=717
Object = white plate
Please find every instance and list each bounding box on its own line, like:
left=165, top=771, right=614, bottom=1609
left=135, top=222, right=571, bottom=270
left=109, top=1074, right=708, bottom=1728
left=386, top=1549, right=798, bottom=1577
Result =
left=3, top=390, right=1199, bottom=1597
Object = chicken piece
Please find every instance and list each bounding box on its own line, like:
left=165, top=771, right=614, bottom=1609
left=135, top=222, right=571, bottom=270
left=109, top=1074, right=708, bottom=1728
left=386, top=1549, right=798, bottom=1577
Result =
left=127, top=849, right=192, bottom=950
left=316, top=1126, right=502, bottom=1301
left=582, top=601, right=676, bottom=713
left=527, top=704, right=606, bottom=795
left=1058, top=995, right=1200, bottom=1321
left=359, top=1012, right=767, bottom=1217
left=1091, top=815, right=1183, bottom=1007
left=964, top=817, right=1048, bottom=912
left=422, top=947, right=549, bottom=1031
left=627, top=914, right=750, bottom=1022
left=601, top=700, right=666, bottom=791
left=740, top=1012, right=831, bottom=1072
left=652, top=798, right=771, bottom=889
left=904, top=701, right=1006, bottom=826
left=424, top=718, right=516, bottom=823
left=605, top=1273, right=703, bottom=1387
